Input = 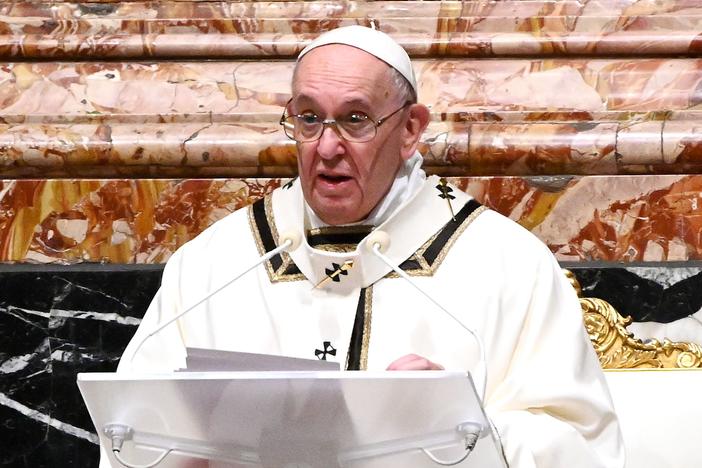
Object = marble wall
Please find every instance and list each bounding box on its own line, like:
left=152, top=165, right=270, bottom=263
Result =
left=3, top=176, right=702, bottom=264
left=1, top=1, right=702, bottom=59
left=2, top=1, right=702, bottom=466
left=3, top=59, right=702, bottom=177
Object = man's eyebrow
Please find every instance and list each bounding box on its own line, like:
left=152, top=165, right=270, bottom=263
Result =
left=292, top=94, right=373, bottom=110
left=293, top=93, right=315, bottom=104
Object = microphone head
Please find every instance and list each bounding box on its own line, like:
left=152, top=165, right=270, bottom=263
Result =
left=278, top=231, right=302, bottom=251
left=366, top=230, right=391, bottom=253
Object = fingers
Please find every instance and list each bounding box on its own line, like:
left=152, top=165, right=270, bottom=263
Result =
left=386, top=353, right=445, bottom=371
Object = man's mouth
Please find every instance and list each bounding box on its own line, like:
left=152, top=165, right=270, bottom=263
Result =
left=316, top=173, right=354, bottom=193
left=319, top=174, right=352, bottom=183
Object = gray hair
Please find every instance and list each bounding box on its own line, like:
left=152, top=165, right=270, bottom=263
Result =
left=387, top=66, right=417, bottom=105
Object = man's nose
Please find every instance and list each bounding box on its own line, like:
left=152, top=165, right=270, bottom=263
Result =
left=316, top=124, right=345, bottom=159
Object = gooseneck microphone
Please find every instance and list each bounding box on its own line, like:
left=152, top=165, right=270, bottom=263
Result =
left=128, top=231, right=302, bottom=367
left=366, top=230, right=488, bottom=403
left=110, top=232, right=302, bottom=468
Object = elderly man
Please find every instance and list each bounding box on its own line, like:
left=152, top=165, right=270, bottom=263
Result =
left=115, top=26, right=623, bottom=467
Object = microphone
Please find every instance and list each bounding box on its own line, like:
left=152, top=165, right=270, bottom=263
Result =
left=366, top=230, right=488, bottom=403
left=128, top=231, right=302, bottom=366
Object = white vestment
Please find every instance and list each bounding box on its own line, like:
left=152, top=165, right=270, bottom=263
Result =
left=114, top=174, right=624, bottom=468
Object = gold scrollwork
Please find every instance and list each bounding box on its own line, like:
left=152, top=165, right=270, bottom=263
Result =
left=564, top=270, right=702, bottom=369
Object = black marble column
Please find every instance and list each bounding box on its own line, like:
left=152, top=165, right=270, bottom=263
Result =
left=0, top=266, right=162, bottom=468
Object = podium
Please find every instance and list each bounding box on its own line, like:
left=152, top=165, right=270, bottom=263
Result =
left=78, top=370, right=507, bottom=468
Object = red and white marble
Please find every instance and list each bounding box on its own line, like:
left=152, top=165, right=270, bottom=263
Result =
left=3, top=60, right=702, bottom=176
left=2, top=175, right=702, bottom=264
left=2, top=1, right=702, bottom=59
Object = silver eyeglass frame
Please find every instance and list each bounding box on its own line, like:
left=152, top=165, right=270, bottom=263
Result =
left=279, top=99, right=412, bottom=143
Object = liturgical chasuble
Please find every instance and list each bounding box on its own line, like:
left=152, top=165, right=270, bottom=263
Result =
left=115, top=175, right=624, bottom=468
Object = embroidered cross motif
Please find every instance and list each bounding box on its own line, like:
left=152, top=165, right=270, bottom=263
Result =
left=435, top=178, right=456, bottom=221
left=315, top=341, right=337, bottom=360
left=283, top=178, right=295, bottom=190
left=435, top=178, right=455, bottom=200
left=313, top=260, right=354, bottom=289
left=325, top=261, right=352, bottom=282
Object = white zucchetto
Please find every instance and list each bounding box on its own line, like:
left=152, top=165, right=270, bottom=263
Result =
left=297, top=25, right=417, bottom=96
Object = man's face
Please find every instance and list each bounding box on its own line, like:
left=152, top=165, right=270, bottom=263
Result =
left=291, top=45, right=409, bottom=225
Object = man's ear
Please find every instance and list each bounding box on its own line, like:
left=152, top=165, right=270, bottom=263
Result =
left=400, top=103, right=431, bottom=160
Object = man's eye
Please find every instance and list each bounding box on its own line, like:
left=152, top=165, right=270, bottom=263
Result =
left=299, top=113, right=319, bottom=124
left=346, top=113, right=368, bottom=124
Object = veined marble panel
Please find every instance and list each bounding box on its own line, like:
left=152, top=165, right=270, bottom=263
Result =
left=0, top=179, right=282, bottom=264
left=1, top=1, right=702, bottom=58
left=4, top=59, right=702, bottom=122
left=0, top=120, right=618, bottom=177
left=2, top=175, right=702, bottom=264
left=0, top=267, right=162, bottom=467
left=3, top=60, right=702, bottom=176
left=454, top=175, right=702, bottom=263
left=9, top=119, right=702, bottom=177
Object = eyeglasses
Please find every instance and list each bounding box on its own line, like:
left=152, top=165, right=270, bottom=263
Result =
left=279, top=101, right=412, bottom=143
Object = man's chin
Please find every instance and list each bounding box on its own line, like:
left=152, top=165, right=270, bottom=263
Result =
left=309, top=200, right=363, bottom=226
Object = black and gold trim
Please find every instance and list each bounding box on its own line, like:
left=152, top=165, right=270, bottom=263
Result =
left=249, top=191, right=486, bottom=282
left=248, top=196, right=305, bottom=283
left=346, top=286, right=373, bottom=371
left=282, top=178, right=296, bottom=190
left=389, top=199, right=487, bottom=278
left=307, top=225, right=374, bottom=253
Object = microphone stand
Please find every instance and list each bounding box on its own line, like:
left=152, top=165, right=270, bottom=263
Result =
left=109, top=233, right=301, bottom=468
left=129, top=233, right=301, bottom=367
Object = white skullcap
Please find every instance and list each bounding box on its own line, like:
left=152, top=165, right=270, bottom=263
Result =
left=297, top=25, right=417, bottom=96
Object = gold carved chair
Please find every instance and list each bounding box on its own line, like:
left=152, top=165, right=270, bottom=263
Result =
left=564, top=270, right=702, bottom=369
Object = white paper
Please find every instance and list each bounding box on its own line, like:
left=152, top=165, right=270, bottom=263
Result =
left=183, top=347, right=340, bottom=372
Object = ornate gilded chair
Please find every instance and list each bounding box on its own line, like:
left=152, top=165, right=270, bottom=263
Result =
left=565, top=270, right=702, bottom=369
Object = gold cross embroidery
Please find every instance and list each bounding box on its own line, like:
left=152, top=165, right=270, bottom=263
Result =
left=313, top=260, right=354, bottom=289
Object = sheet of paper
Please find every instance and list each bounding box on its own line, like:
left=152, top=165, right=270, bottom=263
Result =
left=183, top=347, right=340, bottom=371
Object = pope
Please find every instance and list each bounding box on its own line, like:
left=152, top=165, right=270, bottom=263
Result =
left=111, top=25, right=624, bottom=468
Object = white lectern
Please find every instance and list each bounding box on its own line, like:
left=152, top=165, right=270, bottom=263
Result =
left=78, top=370, right=506, bottom=468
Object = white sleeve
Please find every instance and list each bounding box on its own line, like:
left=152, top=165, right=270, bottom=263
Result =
left=97, top=250, right=191, bottom=467
left=485, top=250, right=625, bottom=468
left=117, top=247, right=189, bottom=373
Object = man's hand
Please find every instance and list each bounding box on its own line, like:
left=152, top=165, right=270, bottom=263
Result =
left=386, top=353, right=444, bottom=370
